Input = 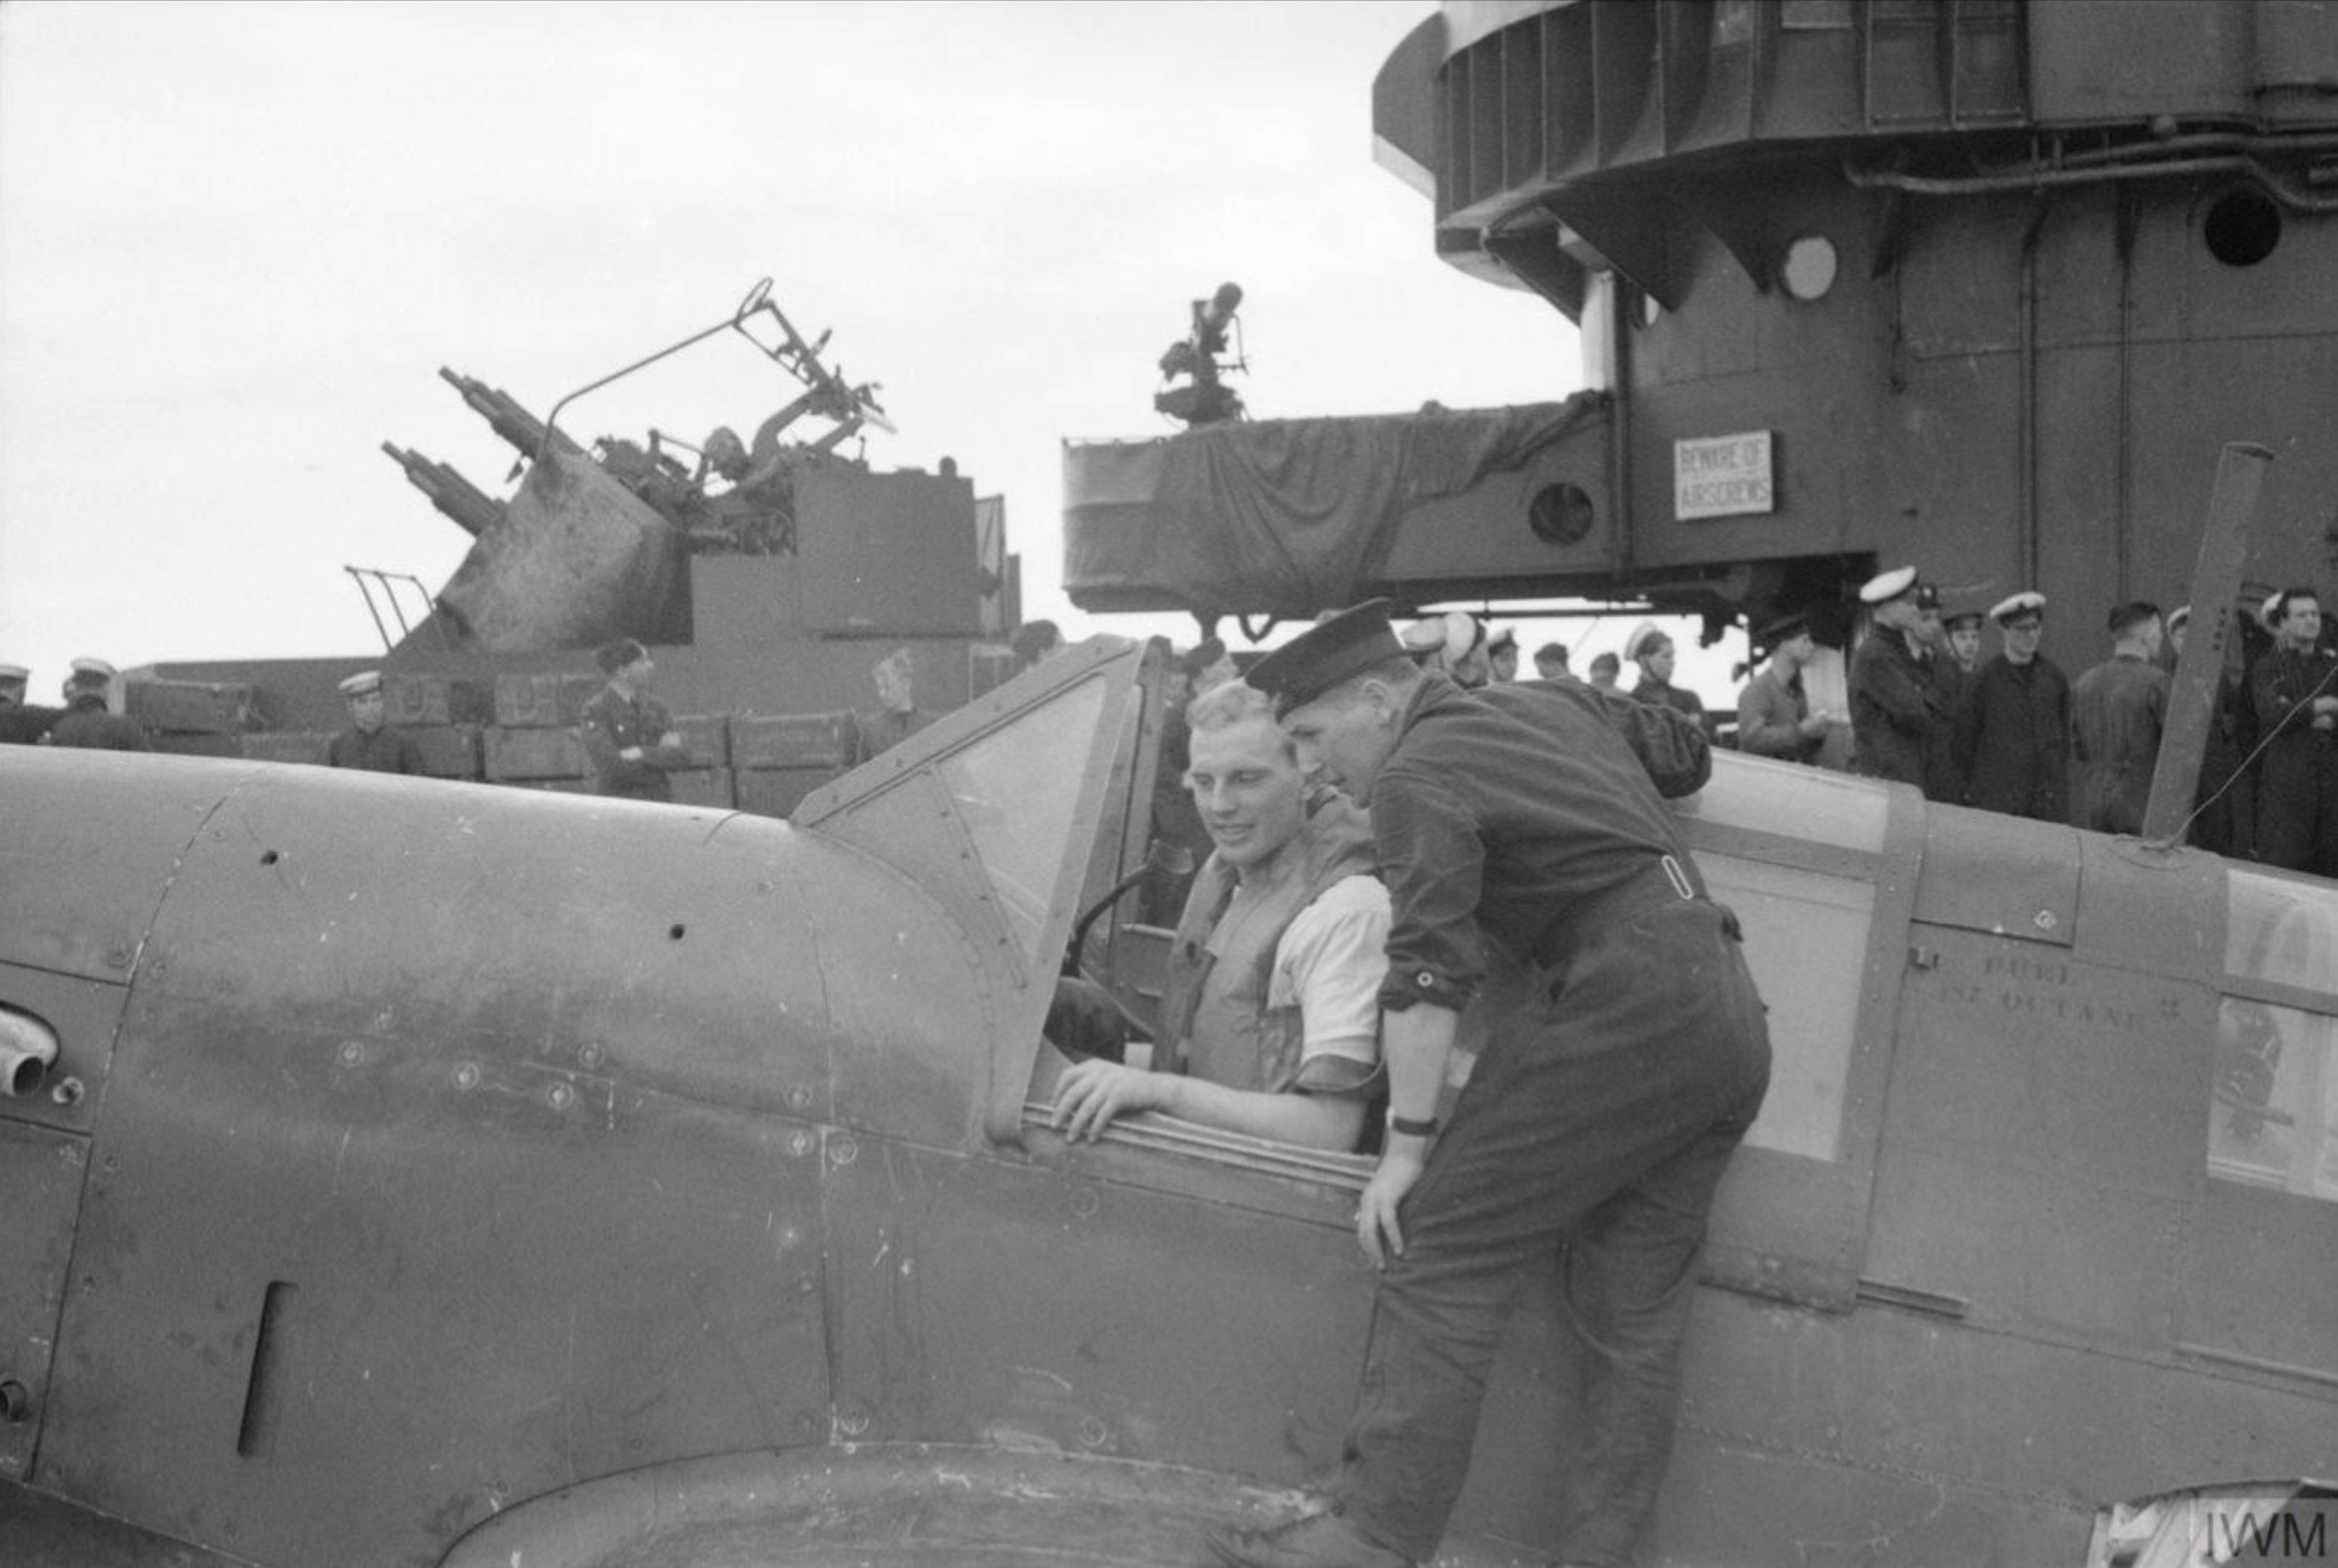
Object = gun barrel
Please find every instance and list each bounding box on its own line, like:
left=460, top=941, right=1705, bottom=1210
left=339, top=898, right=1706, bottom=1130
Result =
left=382, top=441, right=504, bottom=538
left=437, top=367, right=582, bottom=460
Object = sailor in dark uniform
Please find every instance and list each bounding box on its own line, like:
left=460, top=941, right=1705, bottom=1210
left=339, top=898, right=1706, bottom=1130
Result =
left=1207, top=600, right=1771, bottom=1568
left=2250, top=587, right=2338, bottom=876
left=326, top=670, right=426, bottom=774
left=1622, top=620, right=1708, bottom=733
left=1848, top=567, right=1947, bottom=792
left=42, top=658, right=150, bottom=751
left=0, top=662, right=59, bottom=746
left=1953, top=592, right=2072, bottom=822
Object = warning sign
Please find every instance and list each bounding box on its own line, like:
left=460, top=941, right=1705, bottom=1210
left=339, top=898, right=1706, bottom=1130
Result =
left=1674, top=430, right=1775, bottom=520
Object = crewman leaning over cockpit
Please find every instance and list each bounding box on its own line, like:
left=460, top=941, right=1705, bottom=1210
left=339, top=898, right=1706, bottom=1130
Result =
left=1050, top=679, right=1390, bottom=1153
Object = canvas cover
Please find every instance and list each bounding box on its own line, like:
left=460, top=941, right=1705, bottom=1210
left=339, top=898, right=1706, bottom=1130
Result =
left=1064, top=393, right=1603, bottom=616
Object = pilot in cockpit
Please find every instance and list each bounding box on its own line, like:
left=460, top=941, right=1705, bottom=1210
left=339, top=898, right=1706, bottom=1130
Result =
left=1049, top=679, right=1390, bottom=1153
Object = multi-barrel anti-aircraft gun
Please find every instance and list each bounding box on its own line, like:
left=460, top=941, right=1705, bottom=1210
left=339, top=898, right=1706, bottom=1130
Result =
left=376, top=280, right=897, bottom=650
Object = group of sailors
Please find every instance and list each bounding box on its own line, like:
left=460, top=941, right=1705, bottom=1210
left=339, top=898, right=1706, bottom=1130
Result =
left=1833, top=565, right=2338, bottom=877
left=0, top=659, right=438, bottom=772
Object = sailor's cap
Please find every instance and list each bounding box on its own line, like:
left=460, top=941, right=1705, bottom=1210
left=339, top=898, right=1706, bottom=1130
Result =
left=68, top=657, right=118, bottom=681
left=1623, top=621, right=1669, bottom=664
left=2167, top=605, right=2191, bottom=634
left=1859, top=565, right=1918, bottom=606
left=0, top=663, right=28, bottom=682
left=1942, top=608, right=1987, bottom=632
left=1991, top=591, right=2048, bottom=625
left=1401, top=611, right=1484, bottom=669
left=338, top=670, right=385, bottom=698
left=1911, top=584, right=1942, bottom=611
left=1245, top=600, right=1406, bottom=719
left=1486, top=624, right=1518, bottom=653
left=1756, top=612, right=1809, bottom=646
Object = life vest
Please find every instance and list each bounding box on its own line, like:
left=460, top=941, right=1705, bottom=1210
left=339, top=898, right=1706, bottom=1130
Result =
left=1157, top=791, right=1378, bottom=1092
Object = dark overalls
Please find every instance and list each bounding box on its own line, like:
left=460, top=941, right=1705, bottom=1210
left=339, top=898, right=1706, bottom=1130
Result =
left=1337, top=677, right=1772, bottom=1566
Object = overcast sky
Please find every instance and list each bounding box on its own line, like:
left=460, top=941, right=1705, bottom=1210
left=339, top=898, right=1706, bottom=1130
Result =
left=2, top=1, right=1751, bottom=700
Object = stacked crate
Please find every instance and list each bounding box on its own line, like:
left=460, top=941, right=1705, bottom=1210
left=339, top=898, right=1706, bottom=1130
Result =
left=484, top=673, right=601, bottom=793
left=665, top=714, right=733, bottom=809
left=232, top=674, right=486, bottom=776
left=731, top=711, right=860, bottom=818
left=380, top=674, right=485, bottom=780
left=126, top=679, right=255, bottom=758
left=240, top=730, right=331, bottom=766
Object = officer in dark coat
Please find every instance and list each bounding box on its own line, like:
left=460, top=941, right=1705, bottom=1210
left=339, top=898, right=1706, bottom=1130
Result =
left=1849, top=566, right=1949, bottom=791
left=43, top=658, right=150, bottom=751
left=1953, top=592, right=2072, bottom=821
left=2249, top=587, right=2338, bottom=876
left=1207, top=601, right=1770, bottom=1568
left=326, top=670, right=426, bottom=774
left=580, top=638, right=687, bottom=801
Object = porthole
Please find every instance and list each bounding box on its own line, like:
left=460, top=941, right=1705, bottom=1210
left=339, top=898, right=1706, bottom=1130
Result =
left=1528, top=483, right=1596, bottom=547
left=2204, top=188, right=2281, bottom=267
left=1780, top=234, right=1838, bottom=301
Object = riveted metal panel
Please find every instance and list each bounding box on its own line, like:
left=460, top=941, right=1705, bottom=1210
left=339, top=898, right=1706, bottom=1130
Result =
left=821, top=1132, right=1373, bottom=1475
left=0, top=752, right=245, bottom=986
left=802, top=830, right=1009, bottom=1151
left=1861, top=920, right=2213, bottom=1356
left=0, top=964, right=127, bottom=1142
left=1912, top=804, right=2081, bottom=947
left=0, top=1120, right=85, bottom=1487
left=41, top=984, right=829, bottom=1568
left=129, top=767, right=831, bottom=1124
left=2072, top=834, right=2227, bottom=985
left=1660, top=1280, right=2334, bottom=1566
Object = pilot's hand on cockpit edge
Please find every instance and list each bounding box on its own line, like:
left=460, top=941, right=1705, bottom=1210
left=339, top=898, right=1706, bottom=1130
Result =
left=1356, top=1143, right=1427, bottom=1269
left=1051, top=1058, right=1161, bottom=1142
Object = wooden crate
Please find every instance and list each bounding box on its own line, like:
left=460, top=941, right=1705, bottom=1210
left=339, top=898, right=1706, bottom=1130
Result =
left=484, top=725, right=587, bottom=782
left=241, top=732, right=331, bottom=766
left=493, top=672, right=604, bottom=729
left=730, top=711, right=858, bottom=771
left=126, top=679, right=253, bottom=735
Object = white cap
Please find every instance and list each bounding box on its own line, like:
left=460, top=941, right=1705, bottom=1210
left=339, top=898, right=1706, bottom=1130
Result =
left=68, top=656, right=118, bottom=681
left=338, top=670, right=385, bottom=698
left=1859, top=565, right=1918, bottom=606
left=1990, top=591, right=2047, bottom=624
left=1623, top=621, right=1667, bottom=665
left=0, top=663, right=28, bottom=682
left=1401, top=611, right=1483, bottom=668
